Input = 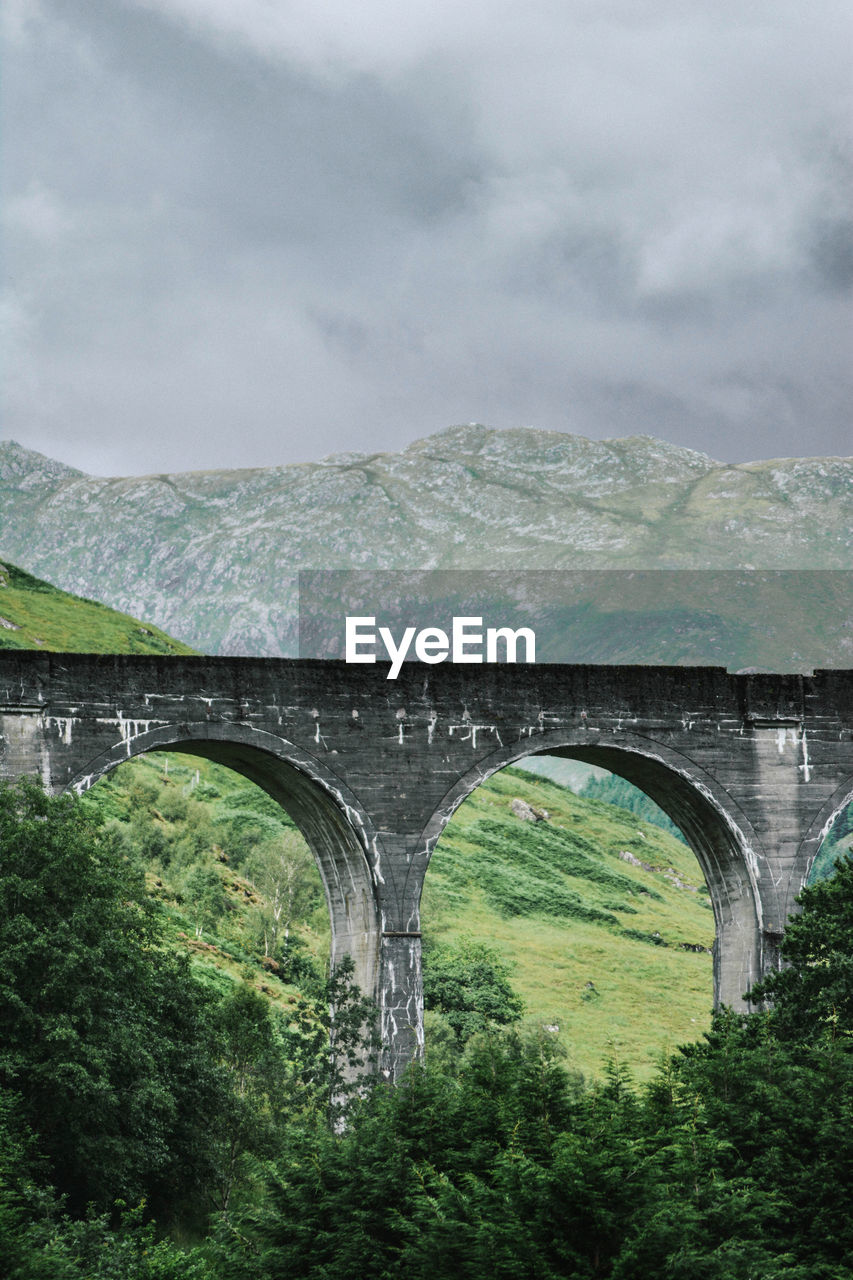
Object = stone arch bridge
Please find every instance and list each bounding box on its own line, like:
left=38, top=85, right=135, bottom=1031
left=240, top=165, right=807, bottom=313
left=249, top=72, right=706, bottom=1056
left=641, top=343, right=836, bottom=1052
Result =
left=1, top=652, right=852, bottom=1078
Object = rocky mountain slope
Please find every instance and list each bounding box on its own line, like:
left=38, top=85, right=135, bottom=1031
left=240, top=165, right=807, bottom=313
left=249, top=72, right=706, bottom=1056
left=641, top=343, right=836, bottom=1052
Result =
left=0, top=426, right=850, bottom=658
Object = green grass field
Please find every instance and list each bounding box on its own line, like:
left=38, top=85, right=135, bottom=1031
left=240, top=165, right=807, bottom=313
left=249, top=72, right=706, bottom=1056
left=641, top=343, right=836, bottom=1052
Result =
left=0, top=559, right=197, bottom=655
left=80, top=749, right=332, bottom=996
left=423, top=764, right=714, bottom=1079
left=81, top=745, right=715, bottom=1082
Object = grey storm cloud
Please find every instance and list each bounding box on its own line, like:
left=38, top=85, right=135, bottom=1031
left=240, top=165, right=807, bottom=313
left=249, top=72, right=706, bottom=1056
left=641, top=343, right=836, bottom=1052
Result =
left=2, top=0, right=851, bottom=474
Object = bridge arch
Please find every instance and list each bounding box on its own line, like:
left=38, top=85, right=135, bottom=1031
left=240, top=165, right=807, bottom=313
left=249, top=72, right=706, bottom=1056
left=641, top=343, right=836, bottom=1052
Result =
left=797, top=776, right=853, bottom=896
left=65, top=721, right=381, bottom=1004
left=414, top=729, right=774, bottom=1009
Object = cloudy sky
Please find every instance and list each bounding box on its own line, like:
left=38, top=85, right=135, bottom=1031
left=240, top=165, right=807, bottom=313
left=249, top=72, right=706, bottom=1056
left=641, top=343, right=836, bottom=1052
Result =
left=3, top=0, right=851, bottom=475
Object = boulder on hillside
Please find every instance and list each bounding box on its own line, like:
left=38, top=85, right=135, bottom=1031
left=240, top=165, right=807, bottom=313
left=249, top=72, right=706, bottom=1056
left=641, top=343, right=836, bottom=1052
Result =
left=510, top=797, right=549, bottom=823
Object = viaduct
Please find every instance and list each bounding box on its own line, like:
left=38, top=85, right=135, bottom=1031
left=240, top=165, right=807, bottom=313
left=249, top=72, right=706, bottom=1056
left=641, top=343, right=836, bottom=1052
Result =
left=1, top=651, right=852, bottom=1078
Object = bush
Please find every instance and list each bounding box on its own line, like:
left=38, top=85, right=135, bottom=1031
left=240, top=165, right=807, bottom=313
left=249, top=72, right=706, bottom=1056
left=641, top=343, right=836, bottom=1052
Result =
left=423, top=939, right=524, bottom=1044
left=0, top=778, right=225, bottom=1222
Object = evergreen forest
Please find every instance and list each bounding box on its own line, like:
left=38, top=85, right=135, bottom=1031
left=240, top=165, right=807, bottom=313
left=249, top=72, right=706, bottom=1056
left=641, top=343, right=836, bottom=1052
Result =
left=2, top=769, right=853, bottom=1278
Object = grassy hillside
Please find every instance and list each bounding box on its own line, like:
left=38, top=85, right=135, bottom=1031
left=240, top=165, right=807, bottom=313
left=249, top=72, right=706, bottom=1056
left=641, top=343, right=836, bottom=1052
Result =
left=80, top=751, right=331, bottom=1006
left=426, top=764, right=714, bottom=1080
left=0, top=559, right=198, bottom=655
left=79, top=746, right=715, bottom=1082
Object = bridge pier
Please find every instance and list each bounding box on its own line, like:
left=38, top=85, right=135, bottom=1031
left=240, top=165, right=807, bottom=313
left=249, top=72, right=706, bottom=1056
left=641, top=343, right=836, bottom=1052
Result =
left=1, top=654, right=852, bottom=1081
left=373, top=834, right=426, bottom=1077
left=377, top=930, right=424, bottom=1078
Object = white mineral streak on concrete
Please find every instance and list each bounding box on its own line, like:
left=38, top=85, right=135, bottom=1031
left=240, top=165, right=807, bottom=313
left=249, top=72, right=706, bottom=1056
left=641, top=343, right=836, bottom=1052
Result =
left=339, top=800, right=365, bottom=835
left=47, top=716, right=73, bottom=745
left=384, top=957, right=399, bottom=1040
left=95, top=714, right=156, bottom=757
left=371, top=836, right=385, bottom=885
left=311, top=717, right=330, bottom=750
left=322, top=788, right=372, bottom=896
left=471, top=724, right=501, bottom=748
left=427, top=711, right=437, bottom=745
left=423, top=832, right=439, bottom=861
left=799, top=731, right=811, bottom=782
left=341, top=858, right=363, bottom=899
left=448, top=720, right=501, bottom=746
left=817, top=788, right=853, bottom=844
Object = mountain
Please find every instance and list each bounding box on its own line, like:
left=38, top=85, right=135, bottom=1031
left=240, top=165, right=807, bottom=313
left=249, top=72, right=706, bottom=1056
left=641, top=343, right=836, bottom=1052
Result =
left=0, top=558, right=197, bottom=655
left=1, top=427, right=850, bottom=659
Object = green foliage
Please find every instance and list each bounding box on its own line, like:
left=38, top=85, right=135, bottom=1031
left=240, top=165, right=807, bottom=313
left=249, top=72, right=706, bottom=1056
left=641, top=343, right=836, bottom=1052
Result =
left=578, top=770, right=687, bottom=843
left=81, top=752, right=328, bottom=982
left=0, top=1190, right=216, bottom=1280
left=424, top=764, right=714, bottom=1078
left=207, top=984, right=290, bottom=1213
left=422, top=939, right=524, bottom=1044
left=211, top=836, right=853, bottom=1279
left=0, top=776, right=381, bottom=1264
left=242, top=833, right=317, bottom=960
left=0, top=558, right=198, bottom=655
left=752, top=852, right=853, bottom=1045
left=228, top=1030, right=590, bottom=1280
left=659, top=1009, right=853, bottom=1277
left=215, top=1000, right=853, bottom=1280
left=0, top=778, right=226, bottom=1222
left=184, top=865, right=228, bottom=938
left=808, top=800, right=853, bottom=883
left=276, top=955, right=381, bottom=1123
left=463, top=817, right=632, bottom=922
left=4, top=769, right=853, bottom=1275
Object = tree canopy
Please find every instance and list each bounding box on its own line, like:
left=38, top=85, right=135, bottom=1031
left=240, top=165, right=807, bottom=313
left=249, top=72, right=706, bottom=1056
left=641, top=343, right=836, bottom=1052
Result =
left=2, top=779, right=853, bottom=1278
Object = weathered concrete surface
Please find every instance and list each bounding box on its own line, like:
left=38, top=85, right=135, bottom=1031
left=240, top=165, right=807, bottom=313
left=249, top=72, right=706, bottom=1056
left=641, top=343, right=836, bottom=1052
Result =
left=1, top=653, right=852, bottom=1078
